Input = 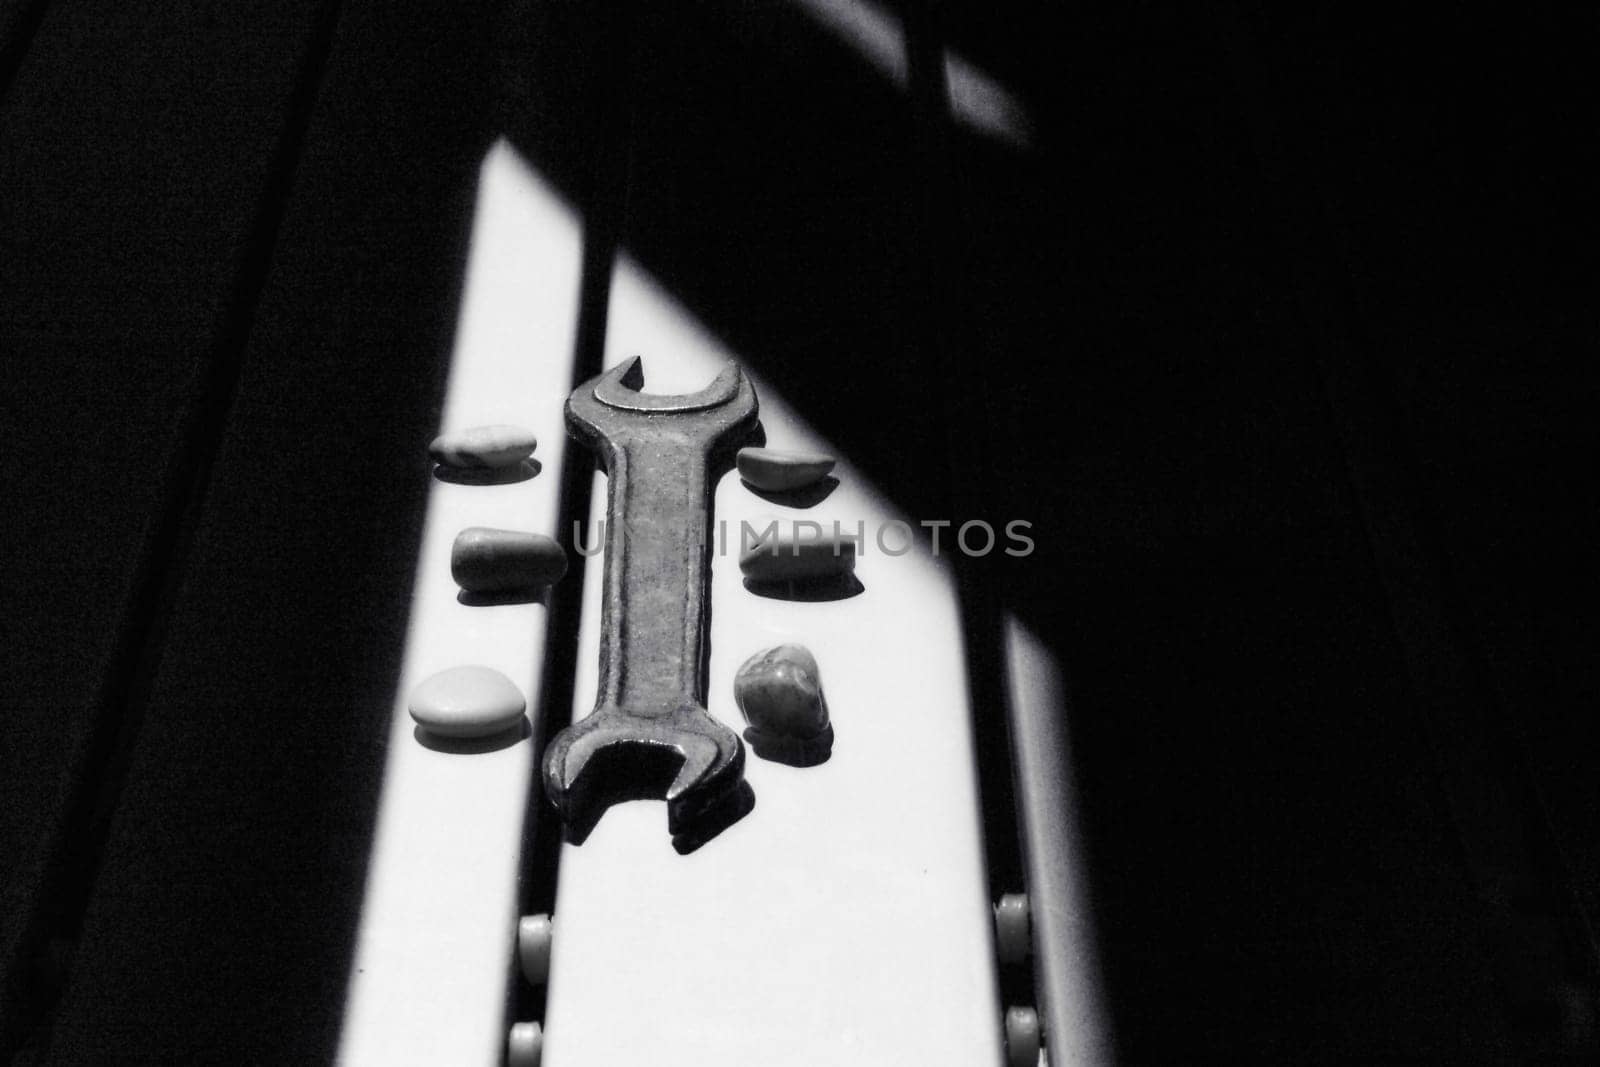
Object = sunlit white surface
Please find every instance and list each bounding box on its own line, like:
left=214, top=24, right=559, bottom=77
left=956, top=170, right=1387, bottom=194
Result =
left=542, top=258, right=1004, bottom=1066
left=335, top=127, right=1016, bottom=1065
left=789, top=0, right=1034, bottom=148
left=944, top=52, right=1035, bottom=150
left=790, top=0, right=908, bottom=87
left=336, top=140, right=581, bottom=1065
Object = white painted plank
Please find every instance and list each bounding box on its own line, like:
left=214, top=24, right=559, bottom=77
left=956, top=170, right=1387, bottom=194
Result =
left=542, top=256, right=1003, bottom=1066
left=337, top=140, right=582, bottom=1065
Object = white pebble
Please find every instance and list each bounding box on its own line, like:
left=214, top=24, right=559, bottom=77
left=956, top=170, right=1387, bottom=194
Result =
left=429, top=424, right=537, bottom=469
left=736, top=446, right=835, bottom=491
left=408, top=665, right=526, bottom=738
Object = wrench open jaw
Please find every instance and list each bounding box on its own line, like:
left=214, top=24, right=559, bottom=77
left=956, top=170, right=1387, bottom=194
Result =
left=544, top=357, right=760, bottom=851
left=542, top=707, right=753, bottom=853
left=590, top=355, right=743, bottom=413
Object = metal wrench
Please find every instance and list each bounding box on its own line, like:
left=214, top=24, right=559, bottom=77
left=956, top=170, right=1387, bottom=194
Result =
left=543, top=356, right=759, bottom=847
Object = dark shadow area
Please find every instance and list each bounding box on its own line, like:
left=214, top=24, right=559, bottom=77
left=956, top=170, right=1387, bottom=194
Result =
left=3, top=0, right=353, bottom=1058
left=501, top=1, right=953, bottom=529
left=432, top=457, right=541, bottom=485
left=740, top=475, right=840, bottom=509
left=3, top=0, right=1593, bottom=1061
left=500, top=0, right=1599, bottom=1060
left=742, top=574, right=865, bottom=602
left=3, top=1, right=504, bottom=1062
left=0, top=0, right=49, bottom=104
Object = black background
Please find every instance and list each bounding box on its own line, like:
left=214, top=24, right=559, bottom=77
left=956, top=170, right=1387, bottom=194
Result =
left=1, top=2, right=1595, bottom=1062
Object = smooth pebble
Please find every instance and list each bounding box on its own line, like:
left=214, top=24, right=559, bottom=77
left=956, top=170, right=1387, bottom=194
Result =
left=734, top=644, right=833, bottom=766
left=409, top=665, right=526, bottom=738
left=518, top=914, right=553, bottom=986
left=507, top=1022, right=543, bottom=1067
left=452, top=527, right=567, bottom=592
left=736, top=446, right=835, bottom=492
left=429, top=424, right=537, bottom=469
left=738, top=531, right=856, bottom=583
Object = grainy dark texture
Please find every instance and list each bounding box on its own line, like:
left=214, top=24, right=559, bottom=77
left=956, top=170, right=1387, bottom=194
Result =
left=0, top=0, right=1593, bottom=1061
left=3, top=0, right=497, bottom=1060
left=0, top=0, right=333, bottom=1052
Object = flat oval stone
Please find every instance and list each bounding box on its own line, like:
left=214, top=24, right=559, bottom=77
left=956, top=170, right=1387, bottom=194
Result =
left=736, top=446, right=835, bottom=491
left=408, top=665, right=526, bottom=738
left=739, top=531, right=856, bottom=583
left=451, top=527, right=567, bottom=592
left=734, top=644, right=833, bottom=766
left=429, top=424, right=537, bottom=469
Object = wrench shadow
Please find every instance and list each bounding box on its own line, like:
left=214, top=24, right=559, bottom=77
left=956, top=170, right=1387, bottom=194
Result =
left=670, top=781, right=755, bottom=855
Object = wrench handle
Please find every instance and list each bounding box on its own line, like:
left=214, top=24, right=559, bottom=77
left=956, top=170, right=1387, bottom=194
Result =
left=595, top=440, right=715, bottom=716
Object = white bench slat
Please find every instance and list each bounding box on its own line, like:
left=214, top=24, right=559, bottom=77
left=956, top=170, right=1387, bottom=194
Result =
left=542, top=255, right=1003, bottom=1066
left=337, top=140, right=581, bottom=1065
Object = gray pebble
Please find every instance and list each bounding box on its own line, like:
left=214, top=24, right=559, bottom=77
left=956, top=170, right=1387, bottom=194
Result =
left=739, top=531, right=856, bottom=583
left=409, top=665, right=526, bottom=738
left=736, top=446, right=835, bottom=492
left=429, top=424, right=538, bottom=469
left=734, top=644, right=833, bottom=766
left=452, top=527, right=567, bottom=593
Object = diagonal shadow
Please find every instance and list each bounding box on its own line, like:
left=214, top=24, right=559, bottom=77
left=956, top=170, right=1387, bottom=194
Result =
left=493, top=1, right=1598, bottom=1060
left=15, top=0, right=1590, bottom=1061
